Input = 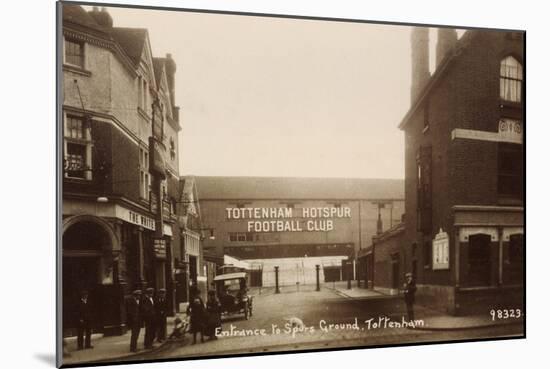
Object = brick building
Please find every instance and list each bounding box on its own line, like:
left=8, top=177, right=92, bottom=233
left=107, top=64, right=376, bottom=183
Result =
left=372, top=27, right=524, bottom=315
left=194, top=176, right=404, bottom=287
left=61, top=5, right=182, bottom=335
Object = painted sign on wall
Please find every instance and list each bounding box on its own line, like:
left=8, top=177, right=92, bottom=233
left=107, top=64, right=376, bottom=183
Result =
left=432, top=228, right=449, bottom=270
left=225, top=206, right=352, bottom=233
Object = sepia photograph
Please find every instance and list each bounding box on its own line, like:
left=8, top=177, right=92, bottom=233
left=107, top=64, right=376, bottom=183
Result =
left=57, top=1, right=525, bottom=367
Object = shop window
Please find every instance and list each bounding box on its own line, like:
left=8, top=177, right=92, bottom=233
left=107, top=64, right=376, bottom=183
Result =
left=500, top=56, right=522, bottom=103
left=508, top=234, right=524, bottom=265
left=498, top=143, right=523, bottom=199
left=65, top=38, right=84, bottom=68
left=506, top=233, right=524, bottom=285
left=64, top=115, right=91, bottom=180
left=467, top=234, right=492, bottom=286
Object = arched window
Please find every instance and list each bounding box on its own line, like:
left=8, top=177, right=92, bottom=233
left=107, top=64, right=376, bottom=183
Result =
left=500, top=56, right=523, bottom=102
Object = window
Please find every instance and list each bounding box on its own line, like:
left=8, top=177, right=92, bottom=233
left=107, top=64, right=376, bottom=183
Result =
left=228, top=232, right=254, bottom=242
left=64, top=115, right=91, bottom=180
left=139, top=148, right=150, bottom=200
left=65, top=39, right=84, bottom=68
left=498, top=142, right=523, bottom=199
left=507, top=234, right=523, bottom=284
left=508, top=234, right=524, bottom=265
left=467, top=234, right=492, bottom=286
left=500, top=56, right=522, bottom=103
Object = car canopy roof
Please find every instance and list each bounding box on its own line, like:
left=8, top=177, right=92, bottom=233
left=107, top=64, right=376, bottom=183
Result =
left=214, top=272, right=247, bottom=281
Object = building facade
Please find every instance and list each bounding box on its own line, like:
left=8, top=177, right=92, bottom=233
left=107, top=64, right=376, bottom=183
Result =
left=194, top=176, right=404, bottom=287
left=61, top=5, right=181, bottom=335
left=373, top=28, right=524, bottom=315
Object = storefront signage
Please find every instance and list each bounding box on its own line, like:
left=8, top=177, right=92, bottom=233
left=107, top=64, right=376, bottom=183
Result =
left=432, top=228, right=449, bottom=270
left=498, top=118, right=522, bottom=143
left=115, top=206, right=155, bottom=231
left=149, top=137, right=166, bottom=179
left=225, top=206, right=352, bottom=233
left=153, top=238, right=166, bottom=259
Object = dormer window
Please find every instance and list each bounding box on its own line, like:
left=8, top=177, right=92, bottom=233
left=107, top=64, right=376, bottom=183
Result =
left=500, top=56, right=522, bottom=103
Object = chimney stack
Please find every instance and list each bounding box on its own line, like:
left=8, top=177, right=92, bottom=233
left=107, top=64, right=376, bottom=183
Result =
left=164, top=54, right=179, bottom=122
left=436, top=28, right=458, bottom=68
left=410, top=27, right=430, bottom=105
left=88, top=6, right=113, bottom=28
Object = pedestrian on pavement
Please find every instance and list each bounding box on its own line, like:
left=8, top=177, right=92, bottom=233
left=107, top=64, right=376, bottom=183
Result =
left=155, top=288, right=168, bottom=343
left=142, top=287, right=156, bottom=349
left=76, top=290, right=93, bottom=350
left=127, top=289, right=142, bottom=353
left=186, top=291, right=205, bottom=344
left=402, top=272, right=417, bottom=322
left=205, top=290, right=222, bottom=340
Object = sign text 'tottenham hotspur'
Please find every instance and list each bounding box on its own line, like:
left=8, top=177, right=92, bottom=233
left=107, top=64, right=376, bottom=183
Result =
left=225, top=207, right=352, bottom=232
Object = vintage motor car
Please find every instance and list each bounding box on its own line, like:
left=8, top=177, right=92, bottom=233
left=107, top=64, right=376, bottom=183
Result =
left=214, top=272, right=253, bottom=320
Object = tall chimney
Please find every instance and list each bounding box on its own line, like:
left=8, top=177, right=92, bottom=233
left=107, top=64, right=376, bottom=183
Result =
left=436, top=28, right=458, bottom=68
left=410, top=27, right=430, bottom=105
left=88, top=6, right=113, bottom=28
left=164, top=53, right=179, bottom=122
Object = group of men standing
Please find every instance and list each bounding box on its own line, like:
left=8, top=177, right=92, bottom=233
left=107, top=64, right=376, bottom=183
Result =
left=127, top=287, right=168, bottom=353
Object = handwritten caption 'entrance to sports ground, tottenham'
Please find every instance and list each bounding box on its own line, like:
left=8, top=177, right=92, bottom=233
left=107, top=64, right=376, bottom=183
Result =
left=225, top=207, right=352, bottom=232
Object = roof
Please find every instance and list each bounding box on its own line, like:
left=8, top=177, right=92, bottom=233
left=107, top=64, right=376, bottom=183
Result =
left=193, top=176, right=404, bottom=201
left=214, top=272, right=247, bottom=281
left=62, top=4, right=107, bottom=34
left=109, top=27, right=148, bottom=66
left=398, top=30, right=477, bottom=130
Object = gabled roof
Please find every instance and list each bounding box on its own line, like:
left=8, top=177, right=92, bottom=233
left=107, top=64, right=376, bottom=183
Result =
left=192, top=176, right=404, bottom=201
left=109, top=27, right=148, bottom=66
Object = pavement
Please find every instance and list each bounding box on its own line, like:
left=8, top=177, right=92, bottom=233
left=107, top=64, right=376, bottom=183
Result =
left=61, top=284, right=524, bottom=364
left=62, top=315, right=181, bottom=366
left=327, top=281, right=524, bottom=331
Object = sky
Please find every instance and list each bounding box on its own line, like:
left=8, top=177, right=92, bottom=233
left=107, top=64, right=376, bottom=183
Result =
left=92, top=6, right=458, bottom=179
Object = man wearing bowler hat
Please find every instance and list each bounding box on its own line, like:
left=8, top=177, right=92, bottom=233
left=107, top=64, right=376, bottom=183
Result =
left=142, top=287, right=156, bottom=349
left=127, top=290, right=142, bottom=353
left=76, top=290, right=93, bottom=350
left=155, top=288, right=168, bottom=342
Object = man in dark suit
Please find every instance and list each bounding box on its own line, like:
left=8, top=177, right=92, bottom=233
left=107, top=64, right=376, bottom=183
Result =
left=76, top=290, right=93, bottom=350
left=402, top=273, right=417, bottom=322
left=155, top=288, right=168, bottom=342
left=127, top=290, right=142, bottom=353
left=142, top=288, right=156, bottom=349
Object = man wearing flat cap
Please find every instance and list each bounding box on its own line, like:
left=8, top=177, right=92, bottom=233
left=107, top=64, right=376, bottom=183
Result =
left=155, top=288, right=168, bottom=342
left=127, top=289, right=142, bottom=352
left=142, top=287, right=156, bottom=349
left=402, top=273, right=417, bottom=322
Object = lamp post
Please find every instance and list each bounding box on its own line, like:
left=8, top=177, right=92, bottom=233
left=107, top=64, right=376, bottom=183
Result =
left=275, top=266, right=280, bottom=294
left=315, top=265, right=320, bottom=291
